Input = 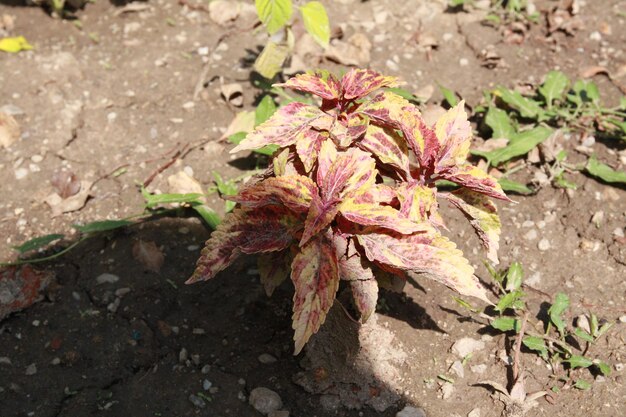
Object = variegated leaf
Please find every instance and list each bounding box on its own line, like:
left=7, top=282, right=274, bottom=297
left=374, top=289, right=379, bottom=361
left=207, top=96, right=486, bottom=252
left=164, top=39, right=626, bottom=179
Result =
left=340, top=199, right=429, bottom=234
left=301, top=196, right=339, bottom=246
left=188, top=207, right=295, bottom=283
left=316, top=138, right=338, bottom=184
left=434, top=101, right=472, bottom=168
left=275, top=70, right=342, bottom=100
left=354, top=183, right=397, bottom=204
left=359, top=91, right=425, bottom=157
left=328, top=113, right=369, bottom=148
left=397, top=182, right=437, bottom=222
left=258, top=251, right=292, bottom=296
left=440, top=165, right=511, bottom=201
left=360, top=124, right=410, bottom=176
left=291, top=233, right=340, bottom=354
left=295, top=129, right=326, bottom=172
left=273, top=147, right=290, bottom=176
left=447, top=189, right=501, bottom=264
left=320, top=148, right=376, bottom=202
left=357, top=232, right=491, bottom=303
left=341, top=69, right=399, bottom=100
left=350, top=279, right=378, bottom=322
left=231, top=103, right=324, bottom=153
left=230, top=175, right=318, bottom=213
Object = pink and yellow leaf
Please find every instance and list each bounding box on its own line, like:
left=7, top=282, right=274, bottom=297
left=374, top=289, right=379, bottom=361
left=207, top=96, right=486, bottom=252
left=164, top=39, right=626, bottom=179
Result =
left=440, top=165, right=510, bottom=201
left=340, top=199, right=429, bottom=234
left=397, top=183, right=437, bottom=222
left=434, top=101, right=472, bottom=168
left=231, top=103, right=324, bottom=153
left=275, top=70, right=342, bottom=101
left=341, top=69, right=399, bottom=100
left=188, top=207, right=295, bottom=283
left=291, top=233, right=340, bottom=354
left=258, top=251, right=292, bottom=296
left=230, top=175, right=318, bottom=213
left=300, top=196, right=339, bottom=246
left=350, top=279, right=378, bottom=322
left=360, top=124, right=410, bottom=176
left=446, top=189, right=501, bottom=264
left=295, top=130, right=326, bottom=172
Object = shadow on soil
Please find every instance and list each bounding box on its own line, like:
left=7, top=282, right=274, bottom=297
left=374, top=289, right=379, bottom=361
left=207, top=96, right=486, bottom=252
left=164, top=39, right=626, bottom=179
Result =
left=0, top=216, right=439, bottom=416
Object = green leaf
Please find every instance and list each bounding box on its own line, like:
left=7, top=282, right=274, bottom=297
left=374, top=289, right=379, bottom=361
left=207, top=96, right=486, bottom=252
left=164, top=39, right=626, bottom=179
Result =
left=491, top=317, right=520, bottom=332
left=480, top=126, right=553, bottom=166
left=192, top=205, right=221, bottom=229
left=585, top=155, right=626, bottom=184
left=255, top=95, right=278, bottom=127
left=212, top=172, right=238, bottom=213
left=505, top=262, right=523, bottom=291
left=596, top=361, right=611, bottom=376
left=73, top=220, right=132, bottom=234
left=498, top=178, right=533, bottom=195
left=439, top=84, right=459, bottom=107
left=496, top=87, right=544, bottom=119
left=386, top=87, right=421, bottom=103
left=452, top=296, right=480, bottom=313
left=538, top=71, right=569, bottom=109
left=495, top=290, right=524, bottom=313
left=523, top=336, right=548, bottom=357
left=13, top=234, right=65, bottom=254
left=565, top=355, right=593, bottom=369
left=255, top=0, right=293, bottom=34
left=596, top=322, right=613, bottom=338
left=449, top=0, right=466, bottom=6
left=574, top=379, right=592, bottom=390
left=485, top=106, right=516, bottom=139
left=574, top=328, right=595, bottom=343
left=549, top=292, right=570, bottom=334
left=143, top=189, right=204, bottom=209
left=300, top=1, right=330, bottom=48
left=228, top=132, right=278, bottom=156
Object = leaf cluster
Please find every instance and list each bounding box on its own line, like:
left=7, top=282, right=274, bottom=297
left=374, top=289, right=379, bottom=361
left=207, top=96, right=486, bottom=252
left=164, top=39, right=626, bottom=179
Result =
left=190, top=69, right=512, bottom=353
left=465, top=262, right=614, bottom=391
left=254, top=0, right=331, bottom=79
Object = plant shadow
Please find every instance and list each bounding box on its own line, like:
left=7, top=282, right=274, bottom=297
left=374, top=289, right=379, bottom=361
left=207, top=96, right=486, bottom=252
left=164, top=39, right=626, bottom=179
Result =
left=0, top=215, right=435, bottom=416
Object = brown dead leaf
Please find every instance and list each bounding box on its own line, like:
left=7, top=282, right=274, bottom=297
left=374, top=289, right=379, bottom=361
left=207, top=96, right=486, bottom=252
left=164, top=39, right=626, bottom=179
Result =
left=132, top=240, right=164, bottom=273
left=1, top=14, right=15, bottom=33
left=167, top=171, right=205, bottom=198
left=325, top=33, right=371, bottom=66
left=220, top=110, right=255, bottom=140
left=208, top=0, right=241, bottom=26
left=580, top=66, right=609, bottom=79
left=113, top=2, right=152, bottom=16
left=44, top=180, right=93, bottom=217
left=547, top=1, right=584, bottom=35
left=474, top=138, right=509, bottom=152
left=220, top=83, right=244, bottom=107
left=0, top=111, right=20, bottom=148
left=51, top=170, right=81, bottom=199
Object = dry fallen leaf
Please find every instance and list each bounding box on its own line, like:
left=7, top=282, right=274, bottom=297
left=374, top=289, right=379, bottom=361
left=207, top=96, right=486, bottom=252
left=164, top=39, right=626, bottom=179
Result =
left=220, top=83, right=244, bottom=107
left=220, top=110, right=255, bottom=140
left=167, top=170, right=205, bottom=198
left=132, top=240, right=164, bottom=273
left=0, top=111, right=20, bottom=148
left=44, top=180, right=93, bottom=217
left=113, top=2, right=152, bottom=16
left=51, top=170, right=81, bottom=199
left=580, top=65, right=609, bottom=79
left=474, top=138, right=509, bottom=152
left=325, top=33, right=371, bottom=66
left=208, top=0, right=241, bottom=26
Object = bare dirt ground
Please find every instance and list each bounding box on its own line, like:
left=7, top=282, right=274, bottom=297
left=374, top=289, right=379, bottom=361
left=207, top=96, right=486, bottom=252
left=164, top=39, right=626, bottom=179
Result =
left=1, top=1, right=625, bottom=416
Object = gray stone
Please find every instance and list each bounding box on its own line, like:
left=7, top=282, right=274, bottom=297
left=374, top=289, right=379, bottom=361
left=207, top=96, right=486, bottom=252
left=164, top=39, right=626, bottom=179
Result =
left=188, top=394, right=206, bottom=408
left=249, top=387, right=283, bottom=415
left=96, top=273, right=120, bottom=285
left=396, top=405, right=427, bottom=417
left=258, top=353, right=277, bottom=364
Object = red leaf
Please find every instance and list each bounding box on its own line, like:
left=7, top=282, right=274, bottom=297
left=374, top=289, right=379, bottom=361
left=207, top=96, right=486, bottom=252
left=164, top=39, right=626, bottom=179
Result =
left=341, top=69, right=398, bottom=100
left=275, top=70, right=342, bottom=100
left=291, top=232, right=340, bottom=354
left=188, top=207, right=296, bottom=283
left=340, top=199, right=429, bottom=234
left=301, top=196, right=340, bottom=246
left=320, top=147, right=376, bottom=202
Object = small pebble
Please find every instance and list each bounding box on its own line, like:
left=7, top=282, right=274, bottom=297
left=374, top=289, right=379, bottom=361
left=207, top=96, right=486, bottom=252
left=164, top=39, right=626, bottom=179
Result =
left=524, top=229, right=538, bottom=241
left=203, top=379, right=212, bottom=391
left=452, top=337, right=484, bottom=358
left=249, top=387, right=282, bottom=415
left=32, top=320, right=40, bottom=327
left=0, top=357, right=11, bottom=365
left=589, top=31, right=602, bottom=41
left=201, top=364, right=211, bottom=374
left=188, top=394, right=206, bottom=408
left=258, top=353, right=277, bottom=364
left=96, top=273, right=120, bottom=285
left=14, top=168, right=28, bottom=180
left=538, top=238, right=550, bottom=251
left=459, top=58, right=469, bottom=66
left=51, top=358, right=61, bottom=366
left=192, top=328, right=206, bottom=335
left=470, top=364, right=487, bottom=374
left=179, top=348, right=188, bottom=363
left=25, top=363, right=37, bottom=376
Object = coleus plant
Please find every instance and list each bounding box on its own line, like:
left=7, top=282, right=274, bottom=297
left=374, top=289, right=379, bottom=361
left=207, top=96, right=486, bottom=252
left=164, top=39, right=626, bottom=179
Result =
left=188, top=69, right=511, bottom=354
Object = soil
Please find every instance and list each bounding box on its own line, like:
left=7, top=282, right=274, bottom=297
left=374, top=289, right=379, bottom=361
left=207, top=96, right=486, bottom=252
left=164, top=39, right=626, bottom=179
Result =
left=1, top=1, right=625, bottom=417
